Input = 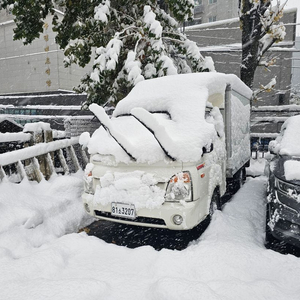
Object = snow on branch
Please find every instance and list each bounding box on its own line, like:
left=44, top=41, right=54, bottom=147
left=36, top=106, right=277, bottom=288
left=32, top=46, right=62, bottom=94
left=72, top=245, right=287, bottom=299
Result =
left=158, top=55, right=178, bottom=75
left=94, top=0, right=110, bottom=23
left=91, top=37, right=123, bottom=83
left=125, top=51, right=144, bottom=85
left=257, top=1, right=286, bottom=60
left=143, top=6, right=163, bottom=50
left=254, top=77, right=277, bottom=98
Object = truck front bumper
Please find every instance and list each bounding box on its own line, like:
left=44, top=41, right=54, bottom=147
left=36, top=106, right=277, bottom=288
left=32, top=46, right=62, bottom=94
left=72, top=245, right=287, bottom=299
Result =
left=82, top=192, right=207, bottom=230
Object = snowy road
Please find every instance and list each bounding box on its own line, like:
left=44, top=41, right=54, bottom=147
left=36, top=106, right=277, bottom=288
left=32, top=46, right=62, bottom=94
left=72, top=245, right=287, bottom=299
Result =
left=1, top=173, right=300, bottom=300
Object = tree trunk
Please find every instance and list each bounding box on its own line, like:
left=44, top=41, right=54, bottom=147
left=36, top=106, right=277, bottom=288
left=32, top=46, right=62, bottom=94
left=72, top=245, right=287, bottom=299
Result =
left=239, top=0, right=262, bottom=88
left=240, top=42, right=259, bottom=88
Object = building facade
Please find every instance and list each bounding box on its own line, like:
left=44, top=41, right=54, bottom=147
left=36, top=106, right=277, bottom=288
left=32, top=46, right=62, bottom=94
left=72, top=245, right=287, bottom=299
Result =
left=186, top=8, right=298, bottom=136
left=0, top=9, right=92, bottom=95
left=186, top=8, right=297, bottom=107
left=189, top=0, right=239, bottom=26
left=0, top=8, right=94, bottom=130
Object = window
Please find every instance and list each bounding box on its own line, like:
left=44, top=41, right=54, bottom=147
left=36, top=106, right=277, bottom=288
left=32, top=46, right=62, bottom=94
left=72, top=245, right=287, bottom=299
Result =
left=209, top=0, right=217, bottom=3
left=208, top=16, right=217, bottom=22
left=195, top=0, right=202, bottom=4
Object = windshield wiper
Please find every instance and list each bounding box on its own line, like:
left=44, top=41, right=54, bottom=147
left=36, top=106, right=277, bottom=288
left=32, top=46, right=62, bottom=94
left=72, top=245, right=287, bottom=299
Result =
left=100, top=123, right=136, bottom=161
left=89, top=104, right=136, bottom=161
left=131, top=108, right=176, bottom=161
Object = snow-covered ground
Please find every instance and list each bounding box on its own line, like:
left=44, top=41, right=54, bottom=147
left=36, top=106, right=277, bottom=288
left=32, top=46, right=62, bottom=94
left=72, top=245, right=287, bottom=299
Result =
left=246, top=157, right=266, bottom=177
left=1, top=172, right=300, bottom=300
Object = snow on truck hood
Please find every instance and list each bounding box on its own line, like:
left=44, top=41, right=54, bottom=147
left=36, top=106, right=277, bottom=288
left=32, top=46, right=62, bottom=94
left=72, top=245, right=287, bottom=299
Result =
left=86, top=73, right=251, bottom=164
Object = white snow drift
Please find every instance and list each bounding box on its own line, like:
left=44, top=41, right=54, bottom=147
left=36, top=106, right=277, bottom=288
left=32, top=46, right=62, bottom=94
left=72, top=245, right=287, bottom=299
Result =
left=1, top=175, right=300, bottom=300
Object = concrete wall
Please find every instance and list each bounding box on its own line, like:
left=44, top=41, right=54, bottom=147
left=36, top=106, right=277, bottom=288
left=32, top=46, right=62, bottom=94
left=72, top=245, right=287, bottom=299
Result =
left=193, top=0, right=238, bottom=25
left=186, top=9, right=297, bottom=106
left=0, top=10, right=91, bottom=95
left=292, top=37, right=300, bottom=95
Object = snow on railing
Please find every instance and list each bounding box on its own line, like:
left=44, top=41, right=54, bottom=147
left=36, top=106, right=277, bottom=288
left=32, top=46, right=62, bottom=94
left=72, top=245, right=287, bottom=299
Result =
left=0, top=132, right=31, bottom=143
left=0, top=137, right=88, bottom=183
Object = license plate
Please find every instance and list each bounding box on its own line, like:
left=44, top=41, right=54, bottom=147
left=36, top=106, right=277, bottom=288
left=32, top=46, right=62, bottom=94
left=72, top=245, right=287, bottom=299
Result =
left=111, top=202, right=136, bottom=219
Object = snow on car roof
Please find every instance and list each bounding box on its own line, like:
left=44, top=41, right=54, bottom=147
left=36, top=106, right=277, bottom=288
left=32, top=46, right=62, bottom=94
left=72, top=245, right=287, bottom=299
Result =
left=277, top=114, right=300, bottom=156
left=87, top=73, right=251, bottom=164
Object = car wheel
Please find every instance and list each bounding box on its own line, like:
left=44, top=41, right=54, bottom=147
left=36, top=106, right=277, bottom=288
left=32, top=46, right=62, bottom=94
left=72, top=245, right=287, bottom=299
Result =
left=265, top=204, right=288, bottom=253
left=233, top=167, right=245, bottom=192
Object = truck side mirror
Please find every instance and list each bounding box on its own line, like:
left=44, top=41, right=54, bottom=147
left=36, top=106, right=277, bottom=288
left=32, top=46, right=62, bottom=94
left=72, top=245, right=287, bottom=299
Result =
left=202, top=143, right=213, bottom=155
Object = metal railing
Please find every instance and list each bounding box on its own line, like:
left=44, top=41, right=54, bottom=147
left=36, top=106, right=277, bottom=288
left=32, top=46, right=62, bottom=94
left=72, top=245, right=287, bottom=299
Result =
left=0, top=137, right=88, bottom=183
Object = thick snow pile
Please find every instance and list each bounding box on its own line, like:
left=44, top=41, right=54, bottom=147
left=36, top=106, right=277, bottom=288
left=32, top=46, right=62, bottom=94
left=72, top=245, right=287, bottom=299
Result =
left=284, top=160, right=300, bottom=181
left=113, top=73, right=252, bottom=116
left=2, top=176, right=300, bottom=299
left=93, top=171, right=165, bottom=210
left=23, top=121, right=51, bottom=133
left=86, top=73, right=251, bottom=164
left=0, top=173, right=93, bottom=256
left=246, top=158, right=266, bottom=177
left=269, top=115, right=300, bottom=156
left=86, top=111, right=166, bottom=164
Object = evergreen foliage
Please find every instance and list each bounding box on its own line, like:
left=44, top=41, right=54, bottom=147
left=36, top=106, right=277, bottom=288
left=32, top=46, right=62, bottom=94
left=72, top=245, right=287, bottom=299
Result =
left=0, top=0, right=213, bottom=107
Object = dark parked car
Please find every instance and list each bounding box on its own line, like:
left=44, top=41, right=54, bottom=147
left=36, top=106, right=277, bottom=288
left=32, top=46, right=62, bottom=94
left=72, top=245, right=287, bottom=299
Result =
left=265, top=115, right=300, bottom=250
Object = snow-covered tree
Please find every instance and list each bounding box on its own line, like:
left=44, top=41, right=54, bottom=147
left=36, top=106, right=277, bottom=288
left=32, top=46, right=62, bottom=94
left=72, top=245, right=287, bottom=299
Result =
left=0, top=0, right=214, bottom=107
left=239, top=0, right=286, bottom=88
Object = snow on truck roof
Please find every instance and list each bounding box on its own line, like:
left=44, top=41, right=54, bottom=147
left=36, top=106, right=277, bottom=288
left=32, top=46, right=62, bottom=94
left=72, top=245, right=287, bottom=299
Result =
left=114, top=72, right=252, bottom=117
left=87, top=73, right=251, bottom=164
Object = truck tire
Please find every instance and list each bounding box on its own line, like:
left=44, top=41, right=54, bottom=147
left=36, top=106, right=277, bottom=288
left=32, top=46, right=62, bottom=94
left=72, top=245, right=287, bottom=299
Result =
left=209, top=188, right=221, bottom=216
left=233, top=167, right=246, bottom=192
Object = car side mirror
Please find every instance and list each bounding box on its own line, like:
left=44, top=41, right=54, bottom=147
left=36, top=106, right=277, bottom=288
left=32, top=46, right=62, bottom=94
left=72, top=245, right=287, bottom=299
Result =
left=269, top=149, right=276, bottom=155
left=268, top=140, right=278, bottom=156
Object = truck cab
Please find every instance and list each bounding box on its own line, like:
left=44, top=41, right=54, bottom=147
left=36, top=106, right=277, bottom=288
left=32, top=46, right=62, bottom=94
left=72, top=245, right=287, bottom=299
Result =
left=81, top=73, right=252, bottom=230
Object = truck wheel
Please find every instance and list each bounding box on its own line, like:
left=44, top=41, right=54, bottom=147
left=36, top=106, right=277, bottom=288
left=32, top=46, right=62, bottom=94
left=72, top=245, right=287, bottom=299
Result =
left=233, top=167, right=245, bottom=192
left=209, top=188, right=221, bottom=216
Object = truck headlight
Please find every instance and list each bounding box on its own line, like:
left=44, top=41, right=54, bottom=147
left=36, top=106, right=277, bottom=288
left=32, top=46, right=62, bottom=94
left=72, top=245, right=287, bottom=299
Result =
left=165, top=172, right=192, bottom=202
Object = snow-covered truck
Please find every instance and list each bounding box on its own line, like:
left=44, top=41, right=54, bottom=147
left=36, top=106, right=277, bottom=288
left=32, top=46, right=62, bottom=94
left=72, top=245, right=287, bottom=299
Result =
left=81, top=73, right=252, bottom=230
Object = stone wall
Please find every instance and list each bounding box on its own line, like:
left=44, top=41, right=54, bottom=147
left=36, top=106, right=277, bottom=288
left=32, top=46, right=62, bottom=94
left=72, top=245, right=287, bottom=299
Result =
left=64, top=118, right=100, bottom=138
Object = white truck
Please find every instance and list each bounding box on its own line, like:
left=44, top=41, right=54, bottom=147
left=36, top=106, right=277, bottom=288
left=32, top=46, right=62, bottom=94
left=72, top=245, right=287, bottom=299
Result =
left=81, top=72, right=252, bottom=230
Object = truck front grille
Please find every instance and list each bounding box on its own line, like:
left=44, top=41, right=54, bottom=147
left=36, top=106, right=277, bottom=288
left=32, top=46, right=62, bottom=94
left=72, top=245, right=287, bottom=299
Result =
left=94, top=210, right=166, bottom=226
